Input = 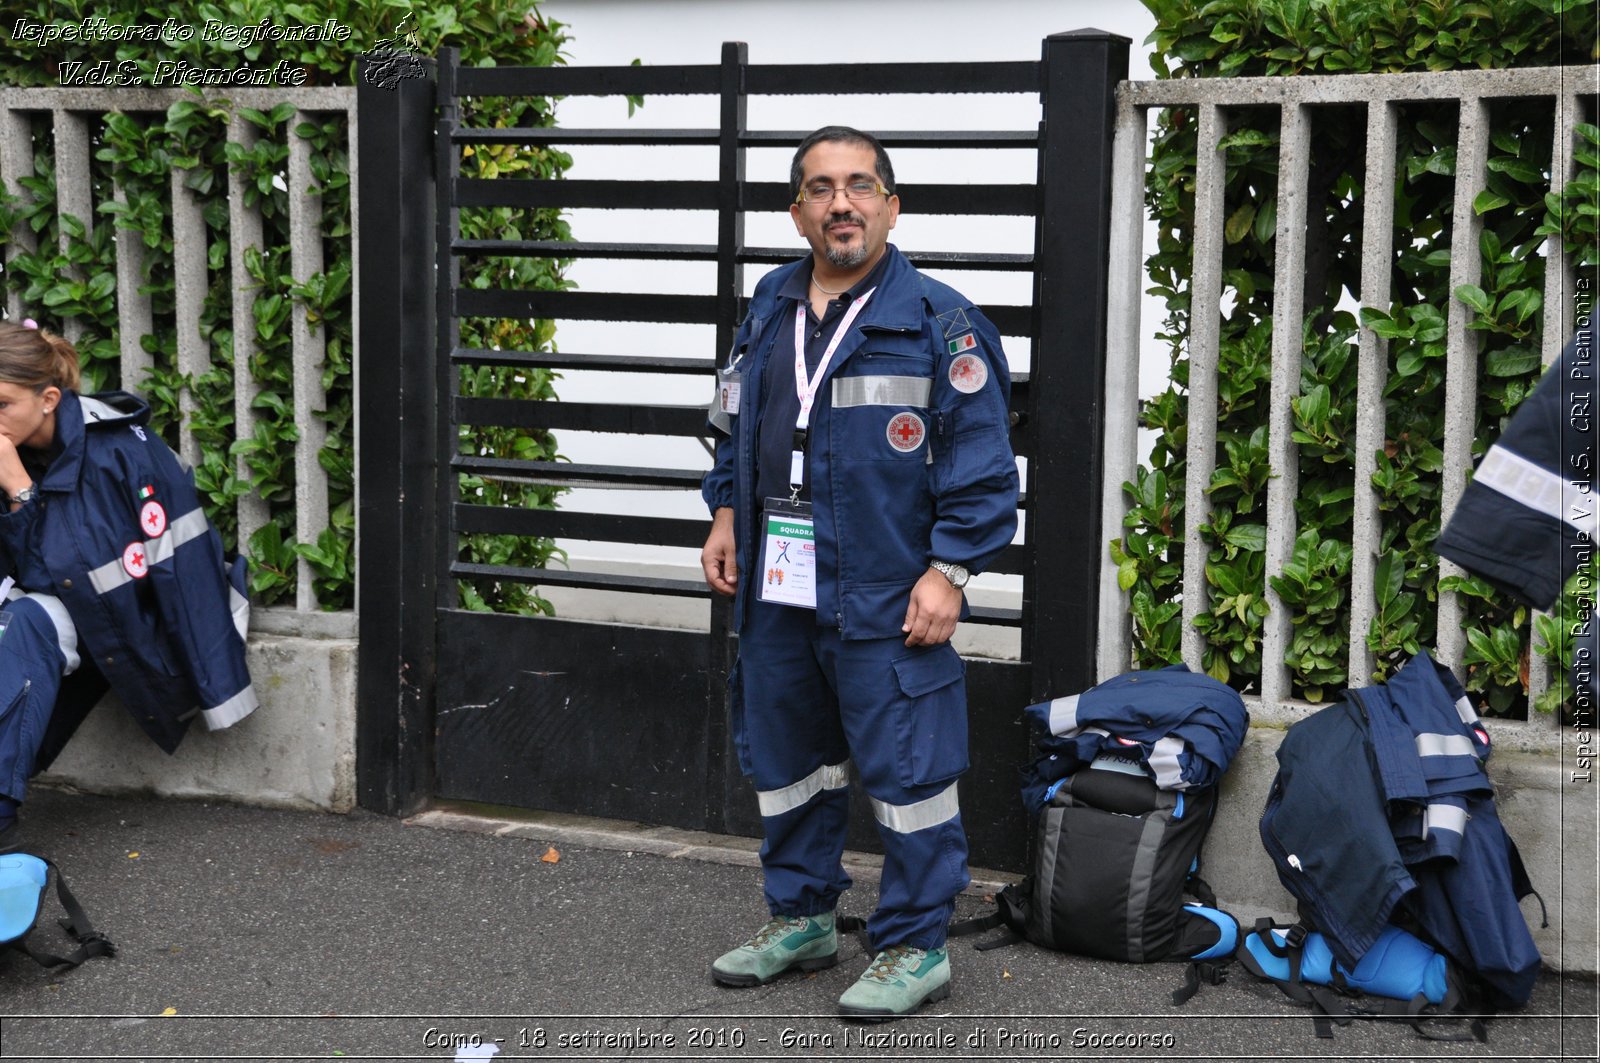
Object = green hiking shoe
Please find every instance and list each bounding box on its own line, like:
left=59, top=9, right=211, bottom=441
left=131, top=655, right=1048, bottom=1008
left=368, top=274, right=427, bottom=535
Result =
left=711, top=913, right=838, bottom=987
left=837, top=944, right=950, bottom=1020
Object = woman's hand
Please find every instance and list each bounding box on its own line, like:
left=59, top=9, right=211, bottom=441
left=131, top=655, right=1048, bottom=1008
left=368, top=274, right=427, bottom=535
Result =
left=0, top=433, right=32, bottom=505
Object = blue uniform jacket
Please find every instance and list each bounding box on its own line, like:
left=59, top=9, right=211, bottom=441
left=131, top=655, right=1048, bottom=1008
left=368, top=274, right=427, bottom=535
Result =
left=1260, top=653, right=1540, bottom=1007
left=0, top=390, right=257, bottom=753
left=1438, top=335, right=1594, bottom=610
left=1019, top=665, right=1249, bottom=807
left=702, top=245, right=1019, bottom=638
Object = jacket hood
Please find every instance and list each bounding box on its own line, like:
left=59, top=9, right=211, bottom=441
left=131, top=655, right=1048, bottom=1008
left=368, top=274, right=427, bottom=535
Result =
left=78, top=389, right=153, bottom=428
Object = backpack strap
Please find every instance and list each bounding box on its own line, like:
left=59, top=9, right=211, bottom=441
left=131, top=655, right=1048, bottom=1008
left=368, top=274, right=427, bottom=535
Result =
left=835, top=914, right=872, bottom=956
left=20, top=858, right=116, bottom=970
left=1236, top=919, right=1350, bottom=1038
left=948, top=882, right=1028, bottom=951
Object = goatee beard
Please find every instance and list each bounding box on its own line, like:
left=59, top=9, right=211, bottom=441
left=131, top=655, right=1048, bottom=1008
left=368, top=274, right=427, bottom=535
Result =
left=824, top=243, right=868, bottom=269
left=824, top=213, right=868, bottom=269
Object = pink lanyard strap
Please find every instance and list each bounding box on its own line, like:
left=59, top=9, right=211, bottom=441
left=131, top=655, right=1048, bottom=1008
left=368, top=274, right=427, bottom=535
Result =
left=792, top=287, right=875, bottom=432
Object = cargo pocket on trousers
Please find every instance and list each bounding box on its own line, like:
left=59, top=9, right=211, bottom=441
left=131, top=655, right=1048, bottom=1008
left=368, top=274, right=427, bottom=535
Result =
left=890, top=646, right=969, bottom=788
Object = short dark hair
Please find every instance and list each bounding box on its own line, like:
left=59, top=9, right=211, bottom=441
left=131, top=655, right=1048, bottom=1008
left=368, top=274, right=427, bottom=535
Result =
left=789, top=126, right=896, bottom=203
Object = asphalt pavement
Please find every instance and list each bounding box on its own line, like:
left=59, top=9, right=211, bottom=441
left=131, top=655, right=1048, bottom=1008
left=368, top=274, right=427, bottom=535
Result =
left=0, top=787, right=1594, bottom=1061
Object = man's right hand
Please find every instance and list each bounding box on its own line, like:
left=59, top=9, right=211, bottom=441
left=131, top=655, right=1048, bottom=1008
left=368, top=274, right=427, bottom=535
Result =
left=701, top=507, right=738, bottom=597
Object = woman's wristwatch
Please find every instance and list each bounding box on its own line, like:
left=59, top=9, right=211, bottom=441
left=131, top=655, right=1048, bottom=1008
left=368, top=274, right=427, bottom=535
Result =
left=6, top=483, right=37, bottom=505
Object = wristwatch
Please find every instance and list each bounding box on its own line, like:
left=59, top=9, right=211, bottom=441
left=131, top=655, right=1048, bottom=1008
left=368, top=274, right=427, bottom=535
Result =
left=930, top=559, right=969, bottom=589
left=8, top=483, right=37, bottom=505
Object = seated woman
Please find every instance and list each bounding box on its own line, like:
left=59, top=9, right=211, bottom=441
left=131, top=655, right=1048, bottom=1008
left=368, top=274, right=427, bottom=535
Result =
left=0, top=318, right=256, bottom=850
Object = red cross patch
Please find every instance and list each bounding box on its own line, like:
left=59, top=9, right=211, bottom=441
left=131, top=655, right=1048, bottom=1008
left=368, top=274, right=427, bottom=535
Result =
left=885, top=412, right=926, bottom=453
left=949, top=353, right=988, bottom=394
left=122, top=541, right=150, bottom=579
left=140, top=500, right=168, bottom=538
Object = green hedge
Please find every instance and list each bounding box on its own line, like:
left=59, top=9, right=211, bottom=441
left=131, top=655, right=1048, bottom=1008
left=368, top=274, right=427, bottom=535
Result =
left=0, top=1, right=571, bottom=612
left=1123, top=0, right=1597, bottom=714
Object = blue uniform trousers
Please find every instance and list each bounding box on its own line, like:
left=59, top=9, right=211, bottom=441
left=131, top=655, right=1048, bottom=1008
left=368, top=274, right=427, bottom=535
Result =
left=734, top=598, right=971, bottom=950
left=0, top=596, right=73, bottom=800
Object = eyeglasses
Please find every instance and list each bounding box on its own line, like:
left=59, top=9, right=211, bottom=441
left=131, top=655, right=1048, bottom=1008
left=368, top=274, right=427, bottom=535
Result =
left=794, top=179, right=890, bottom=205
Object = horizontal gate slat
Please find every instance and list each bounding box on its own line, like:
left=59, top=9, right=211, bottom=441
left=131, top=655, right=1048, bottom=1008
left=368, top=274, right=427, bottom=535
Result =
left=743, top=181, right=1036, bottom=216
left=456, top=288, right=718, bottom=325
left=452, top=60, right=1040, bottom=98
left=452, top=346, right=716, bottom=374
left=453, top=240, right=1035, bottom=271
left=453, top=127, right=720, bottom=146
left=455, top=505, right=709, bottom=548
left=455, top=240, right=718, bottom=261
left=453, top=562, right=710, bottom=597
left=973, top=304, right=1031, bottom=336
left=453, top=128, right=1043, bottom=150
left=451, top=456, right=706, bottom=488
left=456, top=177, right=718, bottom=210
left=453, top=64, right=720, bottom=97
left=744, top=62, right=1038, bottom=95
left=453, top=562, right=1022, bottom=625
left=458, top=287, right=1028, bottom=334
left=741, top=130, right=1040, bottom=149
left=455, top=396, right=709, bottom=435
left=457, top=178, right=1039, bottom=216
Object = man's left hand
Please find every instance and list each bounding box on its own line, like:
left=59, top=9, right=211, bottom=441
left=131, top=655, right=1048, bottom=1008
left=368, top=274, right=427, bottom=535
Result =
left=902, top=567, right=963, bottom=646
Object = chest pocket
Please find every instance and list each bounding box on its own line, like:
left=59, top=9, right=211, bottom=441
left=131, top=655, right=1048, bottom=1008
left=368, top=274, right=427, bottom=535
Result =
left=830, top=335, right=937, bottom=462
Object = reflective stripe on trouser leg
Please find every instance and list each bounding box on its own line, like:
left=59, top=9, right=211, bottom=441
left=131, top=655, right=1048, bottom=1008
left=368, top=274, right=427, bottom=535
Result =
left=0, top=597, right=72, bottom=798
left=819, top=632, right=971, bottom=951
left=739, top=599, right=853, bottom=918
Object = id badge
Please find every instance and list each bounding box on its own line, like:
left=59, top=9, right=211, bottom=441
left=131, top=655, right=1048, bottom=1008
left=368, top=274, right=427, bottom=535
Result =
left=718, top=369, right=742, bottom=415
left=758, top=497, right=816, bottom=610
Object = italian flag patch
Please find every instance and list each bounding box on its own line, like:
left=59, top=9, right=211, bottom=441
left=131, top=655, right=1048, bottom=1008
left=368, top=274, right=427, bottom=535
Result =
left=947, top=332, right=977, bottom=356
left=138, top=484, right=156, bottom=500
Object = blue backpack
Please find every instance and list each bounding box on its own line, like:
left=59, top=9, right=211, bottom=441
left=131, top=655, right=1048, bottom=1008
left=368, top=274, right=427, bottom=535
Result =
left=0, top=853, right=116, bottom=970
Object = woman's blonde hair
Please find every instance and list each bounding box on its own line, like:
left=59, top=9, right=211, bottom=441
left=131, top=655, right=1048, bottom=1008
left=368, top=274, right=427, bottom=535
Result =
left=0, top=319, right=81, bottom=392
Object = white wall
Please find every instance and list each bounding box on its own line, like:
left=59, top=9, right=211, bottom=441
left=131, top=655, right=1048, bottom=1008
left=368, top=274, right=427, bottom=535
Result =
left=524, top=1, right=1163, bottom=635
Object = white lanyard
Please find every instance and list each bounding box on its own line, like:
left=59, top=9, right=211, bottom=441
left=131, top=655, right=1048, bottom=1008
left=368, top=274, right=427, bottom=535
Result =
left=792, top=287, right=875, bottom=432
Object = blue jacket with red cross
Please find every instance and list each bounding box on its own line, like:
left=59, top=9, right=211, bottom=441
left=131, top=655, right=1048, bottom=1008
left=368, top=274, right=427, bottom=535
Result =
left=0, top=389, right=256, bottom=753
left=702, top=245, right=1019, bottom=638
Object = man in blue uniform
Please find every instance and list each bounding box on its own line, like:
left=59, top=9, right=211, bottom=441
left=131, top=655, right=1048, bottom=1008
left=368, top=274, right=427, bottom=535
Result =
left=700, top=126, right=1018, bottom=1019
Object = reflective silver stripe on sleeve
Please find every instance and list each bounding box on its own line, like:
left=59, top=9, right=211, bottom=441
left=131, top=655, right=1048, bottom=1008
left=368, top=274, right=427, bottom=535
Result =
left=831, top=375, right=932, bottom=409
left=1047, top=693, right=1081, bottom=736
left=201, top=685, right=259, bottom=730
left=1147, top=736, right=1187, bottom=790
left=1415, top=732, right=1477, bottom=758
left=756, top=760, right=849, bottom=818
left=1454, top=696, right=1481, bottom=727
left=871, top=781, right=960, bottom=834
left=87, top=506, right=213, bottom=596
left=4, top=588, right=81, bottom=675
left=1423, top=802, right=1468, bottom=840
left=1475, top=444, right=1600, bottom=537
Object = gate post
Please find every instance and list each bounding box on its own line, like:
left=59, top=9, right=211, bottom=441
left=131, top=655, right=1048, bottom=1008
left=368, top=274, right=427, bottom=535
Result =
left=707, top=41, right=748, bottom=836
left=1027, top=30, right=1129, bottom=702
left=356, top=56, right=439, bottom=815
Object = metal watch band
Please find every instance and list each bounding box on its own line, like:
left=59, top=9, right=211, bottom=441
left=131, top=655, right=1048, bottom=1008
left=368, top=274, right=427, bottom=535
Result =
left=931, top=559, right=969, bottom=589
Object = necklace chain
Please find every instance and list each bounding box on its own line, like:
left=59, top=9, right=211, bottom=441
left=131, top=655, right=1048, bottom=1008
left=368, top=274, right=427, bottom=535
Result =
left=810, top=275, right=849, bottom=296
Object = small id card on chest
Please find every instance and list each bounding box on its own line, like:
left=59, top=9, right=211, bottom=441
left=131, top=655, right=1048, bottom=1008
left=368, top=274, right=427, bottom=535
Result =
left=758, top=497, right=817, bottom=609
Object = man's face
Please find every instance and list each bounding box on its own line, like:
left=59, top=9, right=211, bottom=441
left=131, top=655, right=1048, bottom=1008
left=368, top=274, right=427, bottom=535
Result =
left=789, top=140, right=899, bottom=271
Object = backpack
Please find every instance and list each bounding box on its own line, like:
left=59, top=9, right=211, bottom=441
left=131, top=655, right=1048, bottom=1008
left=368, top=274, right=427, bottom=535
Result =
left=0, top=853, right=117, bottom=970
left=951, top=753, right=1239, bottom=1002
left=951, top=666, right=1249, bottom=999
left=1236, top=918, right=1490, bottom=1042
left=1250, top=663, right=1546, bottom=1040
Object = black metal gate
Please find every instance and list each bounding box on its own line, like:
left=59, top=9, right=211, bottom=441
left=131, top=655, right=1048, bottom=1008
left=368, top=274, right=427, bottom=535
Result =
left=355, top=31, right=1127, bottom=872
